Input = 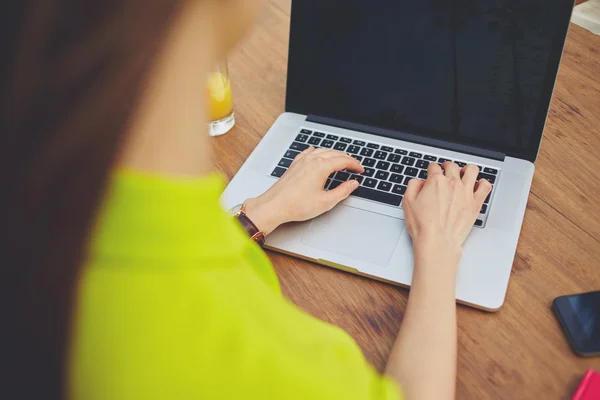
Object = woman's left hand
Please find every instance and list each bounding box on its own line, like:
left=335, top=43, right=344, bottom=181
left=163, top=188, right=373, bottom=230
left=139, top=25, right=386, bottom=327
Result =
left=244, top=147, right=364, bottom=235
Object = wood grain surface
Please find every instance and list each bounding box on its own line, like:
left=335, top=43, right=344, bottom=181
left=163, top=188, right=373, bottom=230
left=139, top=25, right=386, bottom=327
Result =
left=213, top=1, right=600, bottom=398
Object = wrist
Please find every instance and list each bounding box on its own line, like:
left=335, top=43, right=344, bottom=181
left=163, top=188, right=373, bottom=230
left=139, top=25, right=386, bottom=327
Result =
left=243, top=196, right=286, bottom=236
left=413, top=234, right=463, bottom=261
left=412, top=237, right=462, bottom=277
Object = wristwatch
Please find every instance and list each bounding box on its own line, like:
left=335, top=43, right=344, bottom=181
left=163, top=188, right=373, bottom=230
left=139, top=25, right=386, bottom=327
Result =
left=230, top=203, right=266, bottom=247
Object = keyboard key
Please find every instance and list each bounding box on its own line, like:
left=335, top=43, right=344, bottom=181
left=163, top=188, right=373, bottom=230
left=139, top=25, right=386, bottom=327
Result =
left=351, top=155, right=363, bottom=162
left=296, top=134, right=309, bottom=143
left=377, top=181, right=392, bottom=192
left=364, top=178, right=377, bottom=188
left=284, top=150, right=300, bottom=159
left=390, top=174, right=403, bottom=183
left=395, top=149, right=408, bottom=155
left=325, top=179, right=332, bottom=189
left=352, top=186, right=402, bottom=206
left=329, top=172, right=335, bottom=179
left=340, top=137, right=352, bottom=143
left=308, top=137, right=321, bottom=145
left=401, top=157, right=416, bottom=166
left=321, top=139, right=335, bottom=148
left=367, top=143, right=380, bottom=149
left=392, top=184, right=407, bottom=195
left=374, top=151, right=388, bottom=160
left=271, top=167, right=286, bottom=177
left=474, top=219, right=483, bottom=227
left=381, top=146, right=394, bottom=152
left=484, top=167, right=498, bottom=175
left=278, top=158, right=292, bottom=168
left=405, top=167, right=418, bottom=177
left=353, top=140, right=366, bottom=146
left=334, top=142, right=348, bottom=151
left=388, top=154, right=401, bottom=163
left=347, top=145, right=361, bottom=154
left=290, top=142, right=309, bottom=151
left=391, top=164, right=404, bottom=173
left=351, top=174, right=364, bottom=184
left=480, top=204, right=488, bottom=214
left=478, top=172, right=496, bottom=184
left=409, top=152, right=423, bottom=158
left=300, top=129, right=312, bottom=134
left=375, top=171, right=390, bottom=180
left=376, top=161, right=391, bottom=170
left=326, top=134, right=339, bottom=140
left=424, top=155, right=437, bottom=161
left=418, top=170, right=428, bottom=179
left=363, top=158, right=376, bottom=167
left=438, top=158, right=451, bottom=163
left=456, top=161, right=466, bottom=168
left=329, top=180, right=343, bottom=190
left=415, top=160, right=429, bottom=169
left=363, top=168, right=375, bottom=177
left=404, top=176, right=413, bottom=185
left=360, top=148, right=374, bottom=157
left=335, top=171, right=350, bottom=181
left=313, top=131, right=325, bottom=137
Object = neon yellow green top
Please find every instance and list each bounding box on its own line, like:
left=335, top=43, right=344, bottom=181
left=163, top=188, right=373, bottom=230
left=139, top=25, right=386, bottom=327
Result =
left=70, top=170, right=402, bottom=400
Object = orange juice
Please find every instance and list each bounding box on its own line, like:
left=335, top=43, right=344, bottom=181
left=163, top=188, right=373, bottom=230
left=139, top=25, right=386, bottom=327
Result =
left=207, top=72, right=233, bottom=122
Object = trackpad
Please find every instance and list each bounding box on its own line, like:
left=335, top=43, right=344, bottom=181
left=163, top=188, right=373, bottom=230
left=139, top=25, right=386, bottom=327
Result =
left=301, top=205, right=405, bottom=266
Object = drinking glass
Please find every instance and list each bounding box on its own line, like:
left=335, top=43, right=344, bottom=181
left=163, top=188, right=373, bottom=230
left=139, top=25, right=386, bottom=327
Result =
left=207, top=60, right=235, bottom=136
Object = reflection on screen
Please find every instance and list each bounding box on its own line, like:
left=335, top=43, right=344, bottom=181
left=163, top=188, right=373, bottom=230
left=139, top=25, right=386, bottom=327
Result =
left=287, top=0, right=569, bottom=156
left=568, top=294, right=600, bottom=346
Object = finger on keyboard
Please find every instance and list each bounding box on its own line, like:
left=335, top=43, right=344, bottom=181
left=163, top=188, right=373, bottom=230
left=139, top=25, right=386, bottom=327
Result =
left=326, top=155, right=364, bottom=174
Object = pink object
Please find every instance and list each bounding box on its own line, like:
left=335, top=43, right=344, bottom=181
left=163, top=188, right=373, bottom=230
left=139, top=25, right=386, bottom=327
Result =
left=572, top=370, right=600, bottom=400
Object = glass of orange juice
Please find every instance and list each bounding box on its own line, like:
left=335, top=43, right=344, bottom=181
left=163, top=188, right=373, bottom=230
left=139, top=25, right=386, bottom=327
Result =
left=207, top=60, right=235, bottom=136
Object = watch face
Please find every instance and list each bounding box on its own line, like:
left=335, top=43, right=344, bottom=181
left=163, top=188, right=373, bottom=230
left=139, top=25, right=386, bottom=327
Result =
left=230, top=204, right=243, bottom=215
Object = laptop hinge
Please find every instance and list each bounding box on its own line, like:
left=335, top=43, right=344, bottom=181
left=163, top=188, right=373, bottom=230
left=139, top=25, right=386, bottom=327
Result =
left=307, top=115, right=506, bottom=161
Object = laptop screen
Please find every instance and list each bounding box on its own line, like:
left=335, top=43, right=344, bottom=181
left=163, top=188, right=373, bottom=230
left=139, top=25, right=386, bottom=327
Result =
left=286, top=0, right=573, bottom=161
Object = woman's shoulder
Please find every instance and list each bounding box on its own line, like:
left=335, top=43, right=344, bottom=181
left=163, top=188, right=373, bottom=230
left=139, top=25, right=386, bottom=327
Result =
left=89, top=169, right=250, bottom=263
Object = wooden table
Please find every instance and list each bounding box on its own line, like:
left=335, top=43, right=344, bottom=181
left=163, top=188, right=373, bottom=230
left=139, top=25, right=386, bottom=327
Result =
left=214, top=1, right=600, bottom=398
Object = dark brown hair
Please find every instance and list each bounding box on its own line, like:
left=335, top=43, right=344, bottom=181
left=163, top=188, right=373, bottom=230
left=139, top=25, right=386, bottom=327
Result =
left=1, top=1, right=181, bottom=398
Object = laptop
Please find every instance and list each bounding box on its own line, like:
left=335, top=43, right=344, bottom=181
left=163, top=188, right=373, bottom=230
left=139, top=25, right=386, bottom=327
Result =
left=221, top=0, right=574, bottom=311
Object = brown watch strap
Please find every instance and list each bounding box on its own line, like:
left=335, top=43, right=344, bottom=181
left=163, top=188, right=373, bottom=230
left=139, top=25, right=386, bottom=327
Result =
left=235, top=204, right=266, bottom=247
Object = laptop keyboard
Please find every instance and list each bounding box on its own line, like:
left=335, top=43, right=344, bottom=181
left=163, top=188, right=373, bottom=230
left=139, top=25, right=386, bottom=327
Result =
left=271, top=129, right=499, bottom=227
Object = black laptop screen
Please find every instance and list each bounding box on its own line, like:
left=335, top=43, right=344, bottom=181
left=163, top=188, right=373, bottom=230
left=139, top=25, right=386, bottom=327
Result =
left=286, top=0, right=573, bottom=161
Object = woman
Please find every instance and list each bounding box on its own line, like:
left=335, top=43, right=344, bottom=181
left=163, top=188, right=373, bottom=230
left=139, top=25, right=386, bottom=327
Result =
left=2, top=1, right=491, bottom=399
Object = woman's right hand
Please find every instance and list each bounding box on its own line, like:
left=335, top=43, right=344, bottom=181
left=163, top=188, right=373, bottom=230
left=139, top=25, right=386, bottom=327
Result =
left=402, top=162, right=492, bottom=266
left=386, top=161, right=490, bottom=400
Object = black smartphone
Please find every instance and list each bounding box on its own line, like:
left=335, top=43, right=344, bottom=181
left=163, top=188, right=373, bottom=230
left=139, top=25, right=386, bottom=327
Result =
left=553, top=291, right=600, bottom=357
